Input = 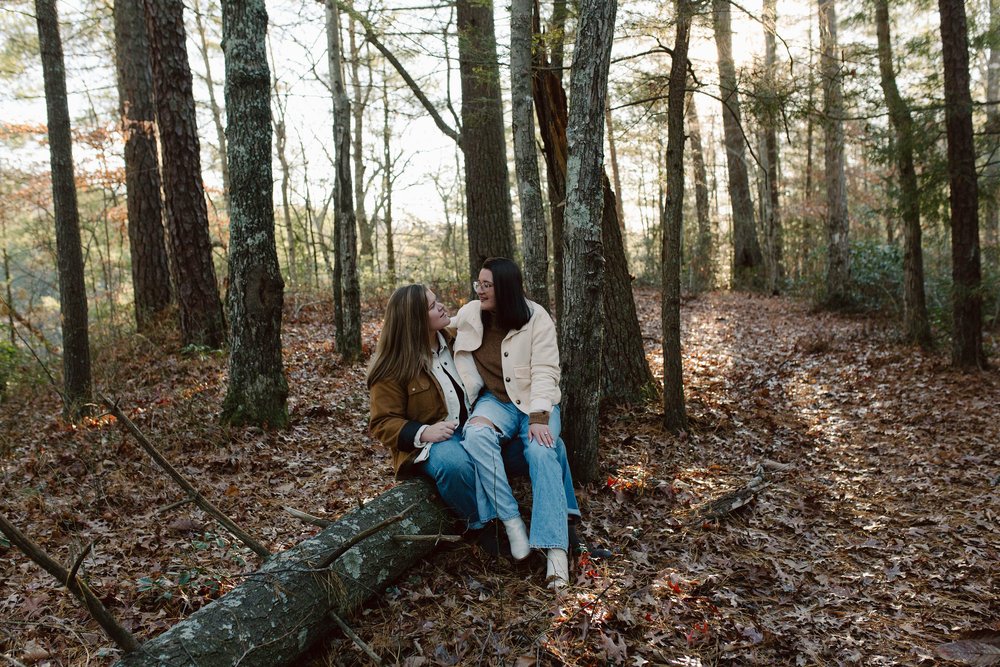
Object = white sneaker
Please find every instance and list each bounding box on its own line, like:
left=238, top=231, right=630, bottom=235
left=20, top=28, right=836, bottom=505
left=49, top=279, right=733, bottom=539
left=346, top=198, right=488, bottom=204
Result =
left=545, top=548, right=569, bottom=588
left=502, top=517, right=530, bottom=560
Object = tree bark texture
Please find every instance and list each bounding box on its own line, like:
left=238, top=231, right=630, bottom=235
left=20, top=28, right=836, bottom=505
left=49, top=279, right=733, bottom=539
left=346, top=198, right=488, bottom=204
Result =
left=532, top=19, right=652, bottom=407
left=685, top=92, right=713, bottom=292
left=35, top=0, right=92, bottom=418
left=662, top=0, right=690, bottom=432
left=549, top=0, right=569, bottom=84
left=113, top=0, right=173, bottom=332
left=819, top=0, right=851, bottom=306
left=761, top=0, right=783, bottom=294
left=113, top=478, right=452, bottom=667
left=875, top=0, right=931, bottom=347
left=348, top=14, right=375, bottom=263
left=560, top=0, right=617, bottom=483
left=712, top=0, right=762, bottom=289
left=327, top=0, right=362, bottom=362
left=511, top=0, right=549, bottom=307
left=219, top=0, right=289, bottom=428
left=938, top=0, right=985, bottom=368
left=144, top=0, right=226, bottom=348
left=457, top=0, right=515, bottom=277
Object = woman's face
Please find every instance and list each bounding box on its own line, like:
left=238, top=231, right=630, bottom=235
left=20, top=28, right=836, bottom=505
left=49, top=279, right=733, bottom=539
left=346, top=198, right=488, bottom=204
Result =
left=476, top=269, right=496, bottom=312
left=426, top=290, right=451, bottom=331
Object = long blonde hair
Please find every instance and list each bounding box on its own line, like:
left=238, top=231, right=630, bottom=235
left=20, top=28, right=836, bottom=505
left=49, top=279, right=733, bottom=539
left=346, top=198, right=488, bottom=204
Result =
left=366, top=284, right=432, bottom=388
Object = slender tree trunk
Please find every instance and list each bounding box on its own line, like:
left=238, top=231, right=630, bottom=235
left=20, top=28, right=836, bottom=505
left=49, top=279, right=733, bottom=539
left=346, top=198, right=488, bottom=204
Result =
left=457, top=0, right=514, bottom=276
left=191, top=0, right=230, bottom=211
left=327, top=1, right=362, bottom=361
left=272, top=83, right=298, bottom=288
left=511, top=0, right=549, bottom=307
left=686, top=92, right=713, bottom=292
left=983, top=0, right=1000, bottom=260
left=712, top=0, right=762, bottom=289
left=761, top=0, right=783, bottom=294
left=875, top=0, right=931, bottom=347
left=560, top=0, right=617, bottom=484
left=939, top=0, right=986, bottom=368
left=805, top=18, right=816, bottom=198
left=663, top=0, right=691, bottom=432
left=35, top=0, right=92, bottom=418
left=113, top=0, right=172, bottom=331
left=819, top=0, right=851, bottom=306
left=549, top=0, right=568, bottom=83
left=145, top=0, right=226, bottom=348
left=382, top=65, right=396, bottom=285
left=220, top=0, right=288, bottom=428
left=348, top=12, right=375, bottom=264
left=606, top=99, right=626, bottom=236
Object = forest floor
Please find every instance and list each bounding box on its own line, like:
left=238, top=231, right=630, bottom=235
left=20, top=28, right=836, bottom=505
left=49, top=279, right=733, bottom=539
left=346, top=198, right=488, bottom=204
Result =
left=1, top=288, right=998, bottom=666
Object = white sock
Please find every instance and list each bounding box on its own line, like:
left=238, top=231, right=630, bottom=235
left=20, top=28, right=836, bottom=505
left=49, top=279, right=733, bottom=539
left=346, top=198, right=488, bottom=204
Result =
left=502, top=517, right=530, bottom=560
left=546, top=548, right=569, bottom=588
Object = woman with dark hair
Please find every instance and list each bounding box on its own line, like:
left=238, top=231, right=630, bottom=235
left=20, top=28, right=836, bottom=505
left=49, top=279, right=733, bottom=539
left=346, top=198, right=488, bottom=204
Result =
left=452, top=257, right=580, bottom=588
left=367, top=284, right=486, bottom=530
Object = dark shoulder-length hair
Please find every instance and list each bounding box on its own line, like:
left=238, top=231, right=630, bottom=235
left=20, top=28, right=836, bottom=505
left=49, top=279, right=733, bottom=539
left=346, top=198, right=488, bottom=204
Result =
left=481, top=257, right=531, bottom=331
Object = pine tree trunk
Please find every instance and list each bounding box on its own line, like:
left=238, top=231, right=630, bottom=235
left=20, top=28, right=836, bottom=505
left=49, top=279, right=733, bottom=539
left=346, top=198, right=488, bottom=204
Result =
left=819, top=0, right=851, bottom=307
left=35, top=0, right=92, bottom=418
left=982, top=0, right=1000, bottom=263
left=327, top=0, right=362, bottom=362
left=938, top=0, right=986, bottom=368
left=875, top=0, right=931, bottom=347
left=113, top=0, right=172, bottom=332
left=219, top=0, right=288, bottom=428
left=144, top=0, right=226, bottom=348
left=712, top=0, right=762, bottom=289
left=457, top=0, right=514, bottom=277
left=549, top=0, right=568, bottom=83
left=686, top=93, right=713, bottom=292
left=560, top=0, right=617, bottom=484
left=382, top=71, right=396, bottom=285
left=511, top=0, right=549, bottom=307
left=606, top=102, right=626, bottom=237
left=662, top=0, right=690, bottom=432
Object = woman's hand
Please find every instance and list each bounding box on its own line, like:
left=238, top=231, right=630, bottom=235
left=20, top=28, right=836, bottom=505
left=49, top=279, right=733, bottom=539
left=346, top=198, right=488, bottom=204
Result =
left=421, top=420, right=458, bottom=443
left=528, top=423, right=554, bottom=447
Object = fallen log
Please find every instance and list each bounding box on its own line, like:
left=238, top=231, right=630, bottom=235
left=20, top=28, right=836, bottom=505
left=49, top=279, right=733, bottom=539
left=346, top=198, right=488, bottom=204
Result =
left=114, top=477, right=453, bottom=667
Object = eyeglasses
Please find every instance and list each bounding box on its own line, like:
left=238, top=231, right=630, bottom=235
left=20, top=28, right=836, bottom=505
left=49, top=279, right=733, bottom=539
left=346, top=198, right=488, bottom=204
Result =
left=473, top=280, right=493, bottom=292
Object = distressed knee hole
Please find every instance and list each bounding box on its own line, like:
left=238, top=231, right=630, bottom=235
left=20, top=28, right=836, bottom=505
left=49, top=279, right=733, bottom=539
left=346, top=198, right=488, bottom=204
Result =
left=468, top=417, right=497, bottom=431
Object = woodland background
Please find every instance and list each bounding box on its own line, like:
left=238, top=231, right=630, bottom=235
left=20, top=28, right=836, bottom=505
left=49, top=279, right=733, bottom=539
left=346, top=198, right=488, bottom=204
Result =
left=0, top=0, right=998, bottom=664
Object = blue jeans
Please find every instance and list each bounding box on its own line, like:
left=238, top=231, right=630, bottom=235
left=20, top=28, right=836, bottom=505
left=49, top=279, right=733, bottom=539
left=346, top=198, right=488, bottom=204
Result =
left=415, top=428, right=579, bottom=532
left=462, top=393, right=579, bottom=549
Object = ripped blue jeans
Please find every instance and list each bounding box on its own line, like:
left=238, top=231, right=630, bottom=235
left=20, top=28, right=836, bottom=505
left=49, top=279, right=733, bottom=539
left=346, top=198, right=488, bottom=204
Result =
left=461, top=393, right=578, bottom=549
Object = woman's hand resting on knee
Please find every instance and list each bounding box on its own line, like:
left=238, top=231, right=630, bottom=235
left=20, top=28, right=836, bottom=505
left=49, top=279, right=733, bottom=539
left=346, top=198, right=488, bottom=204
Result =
left=528, top=423, right=554, bottom=447
left=420, top=420, right=458, bottom=442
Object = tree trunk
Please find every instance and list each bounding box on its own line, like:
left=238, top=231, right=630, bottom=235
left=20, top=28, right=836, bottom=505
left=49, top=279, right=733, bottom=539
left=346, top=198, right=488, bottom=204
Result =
left=219, top=0, right=289, bottom=428
left=327, top=0, right=362, bottom=362
left=144, top=0, right=226, bottom=348
left=191, top=0, right=230, bottom=212
left=982, top=0, right=1000, bottom=261
left=511, top=0, right=549, bottom=307
left=549, top=0, right=569, bottom=84
left=686, top=92, right=713, bottom=292
left=938, top=0, right=985, bottom=368
left=875, top=0, right=932, bottom=347
left=457, top=0, right=514, bottom=277
left=819, top=0, right=851, bottom=306
left=663, top=0, right=690, bottom=432
left=113, top=0, right=173, bottom=332
left=761, top=0, right=783, bottom=294
left=532, top=14, right=652, bottom=407
left=712, top=0, right=762, bottom=289
left=113, top=479, right=452, bottom=667
left=348, top=12, right=375, bottom=264
left=605, top=100, right=626, bottom=237
left=560, top=0, right=617, bottom=484
left=35, top=0, right=92, bottom=418
left=272, top=87, right=298, bottom=288
left=382, top=65, right=396, bottom=285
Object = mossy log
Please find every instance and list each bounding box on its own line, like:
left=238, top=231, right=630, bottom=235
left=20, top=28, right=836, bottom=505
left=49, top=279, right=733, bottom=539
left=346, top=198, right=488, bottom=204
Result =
left=114, top=478, right=452, bottom=666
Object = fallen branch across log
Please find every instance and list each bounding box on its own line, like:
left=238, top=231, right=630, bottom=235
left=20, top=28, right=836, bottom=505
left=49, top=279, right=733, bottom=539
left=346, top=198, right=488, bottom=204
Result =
left=114, top=477, right=454, bottom=666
